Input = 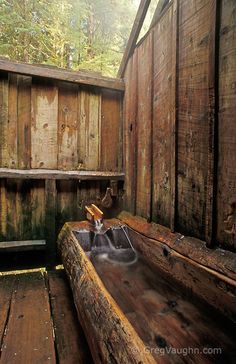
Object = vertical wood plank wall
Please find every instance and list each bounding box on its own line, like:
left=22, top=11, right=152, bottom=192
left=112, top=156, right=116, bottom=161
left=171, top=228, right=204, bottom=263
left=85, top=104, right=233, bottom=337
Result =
left=0, top=75, right=122, bottom=242
left=124, top=0, right=236, bottom=251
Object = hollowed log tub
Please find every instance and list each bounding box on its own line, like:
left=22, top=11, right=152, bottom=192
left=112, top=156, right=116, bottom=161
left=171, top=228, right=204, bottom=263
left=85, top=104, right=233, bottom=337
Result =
left=57, top=213, right=236, bottom=364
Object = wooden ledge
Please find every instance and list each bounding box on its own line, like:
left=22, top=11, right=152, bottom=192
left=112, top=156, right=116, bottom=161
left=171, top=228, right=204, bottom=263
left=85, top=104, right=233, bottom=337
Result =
left=0, top=240, right=46, bottom=252
left=0, top=168, right=125, bottom=181
left=0, top=58, right=125, bottom=91
left=118, top=211, right=236, bottom=281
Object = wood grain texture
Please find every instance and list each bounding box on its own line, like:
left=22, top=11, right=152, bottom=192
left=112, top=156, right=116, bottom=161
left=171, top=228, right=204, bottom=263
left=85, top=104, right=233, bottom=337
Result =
left=0, top=271, right=93, bottom=364
left=58, top=222, right=156, bottom=364
left=0, top=275, right=15, bottom=346
left=127, top=227, right=236, bottom=322
left=47, top=270, right=93, bottom=364
left=177, top=0, right=216, bottom=239
left=0, top=272, right=56, bottom=364
left=119, top=211, right=236, bottom=281
left=152, top=4, right=176, bottom=227
left=0, top=180, right=7, bottom=240
left=0, top=58, right=124, bottom=91
left=17, top=76, right=31, bottom=169
left=93, top=242, right=236, bottom=363
left=58, top=82, right=78, bottom=170
left=56, top=180, right=77, bottom=236
left=123, top=51, right=138, bottom=214
left=31, top=79, right=58, bottom=169
left=7, top=74, right=18, bottom=168
left=217, top=0, right=236, bottom=251
left=77, top=88, right=101, bottom=170
left=31, top=181, right=45, bottom=240
left=136, top=32, right=153, bottom=219
left=45, top=179, right=57, bottom=266
left=0, top=73, right=8, bottom=168
left=100, top=90, right=122, bottom=171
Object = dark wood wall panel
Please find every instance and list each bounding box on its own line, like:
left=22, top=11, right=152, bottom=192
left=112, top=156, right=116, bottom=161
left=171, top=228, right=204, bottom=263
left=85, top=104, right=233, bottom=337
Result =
left=136, top=32, right=153, bottom=219
left=217, top=0, right=236, bottom=251
left=176, top=0, right=216, bottom=240
left=152, top=4, right=177, bottom=228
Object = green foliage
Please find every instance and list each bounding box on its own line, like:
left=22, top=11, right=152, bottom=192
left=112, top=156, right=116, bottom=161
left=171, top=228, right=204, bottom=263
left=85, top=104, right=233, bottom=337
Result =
left=0, top=0, right=139, bottom=76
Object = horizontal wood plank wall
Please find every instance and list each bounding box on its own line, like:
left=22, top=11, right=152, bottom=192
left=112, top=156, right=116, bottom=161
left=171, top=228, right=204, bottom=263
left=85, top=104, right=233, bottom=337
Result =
left=217, top=0, right=236, bottom=251
left=123, top=0, right=236, bottom=252
left=0, top=74, right=122, bottom=243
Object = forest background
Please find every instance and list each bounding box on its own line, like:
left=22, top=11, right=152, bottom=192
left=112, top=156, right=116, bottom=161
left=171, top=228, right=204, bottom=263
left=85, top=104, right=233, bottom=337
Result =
left=0, top=0, right=158, bottom=77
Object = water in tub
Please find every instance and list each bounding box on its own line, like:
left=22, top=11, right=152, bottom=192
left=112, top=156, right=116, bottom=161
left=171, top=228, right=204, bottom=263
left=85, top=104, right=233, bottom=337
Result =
left=89, top=221, right=138, bottom=266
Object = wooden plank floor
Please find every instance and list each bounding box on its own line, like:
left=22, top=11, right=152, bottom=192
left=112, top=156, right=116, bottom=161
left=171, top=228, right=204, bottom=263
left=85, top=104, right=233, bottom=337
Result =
left=0, top=270, right=93, bottom=364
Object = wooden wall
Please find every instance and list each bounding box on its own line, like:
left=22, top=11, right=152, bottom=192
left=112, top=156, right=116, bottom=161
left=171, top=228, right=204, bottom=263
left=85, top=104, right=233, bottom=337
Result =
left=0, top=72, right=123, bottom=248
left=124, top=0, right=236, bottom=252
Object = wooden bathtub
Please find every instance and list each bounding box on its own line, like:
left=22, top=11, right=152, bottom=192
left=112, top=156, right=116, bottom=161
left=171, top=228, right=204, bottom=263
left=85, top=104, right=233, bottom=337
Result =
left=57, top=213, right=236, bottom=364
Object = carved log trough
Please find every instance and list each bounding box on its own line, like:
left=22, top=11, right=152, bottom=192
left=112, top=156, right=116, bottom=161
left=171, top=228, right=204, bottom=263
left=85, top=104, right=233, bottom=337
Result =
left=57, top=214, right=236, bottom=363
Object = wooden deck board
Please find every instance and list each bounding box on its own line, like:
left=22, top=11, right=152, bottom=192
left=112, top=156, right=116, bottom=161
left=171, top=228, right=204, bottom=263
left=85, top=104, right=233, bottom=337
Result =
left=47, top=270, right=93, bottom=364
left=0, top=272, right=56, bottom=364
left=0, top=276, right=15, bottom=347
left=0, top=270, right=92, bottom=364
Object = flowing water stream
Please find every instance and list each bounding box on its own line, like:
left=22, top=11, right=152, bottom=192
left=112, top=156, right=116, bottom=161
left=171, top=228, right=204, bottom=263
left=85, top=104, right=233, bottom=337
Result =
left=90, top=222, right=138, bottom=265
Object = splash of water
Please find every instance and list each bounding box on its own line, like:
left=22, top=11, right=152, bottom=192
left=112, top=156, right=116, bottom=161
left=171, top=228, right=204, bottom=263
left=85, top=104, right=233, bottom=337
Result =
left=94, top=219, right=103, bottom=232
left=90, top=223, right=137, bottom=266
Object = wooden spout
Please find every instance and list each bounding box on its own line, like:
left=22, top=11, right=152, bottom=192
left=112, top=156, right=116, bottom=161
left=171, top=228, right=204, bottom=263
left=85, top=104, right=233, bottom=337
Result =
left=85, top=204, right=103, bottom=223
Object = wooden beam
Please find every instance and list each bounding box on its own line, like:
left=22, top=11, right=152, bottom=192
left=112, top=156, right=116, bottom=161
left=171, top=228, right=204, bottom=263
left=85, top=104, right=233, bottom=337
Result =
left=0, top=168, right=125, bottom=181
left=0, top=58, right=124, bottom=92
left=149, top=0, right=171, bottom=29
left=117, top=0, right=151, bottom=78
left=118, top=211, right=236, bottom=281
left=0, top=240, right=46, bottom=252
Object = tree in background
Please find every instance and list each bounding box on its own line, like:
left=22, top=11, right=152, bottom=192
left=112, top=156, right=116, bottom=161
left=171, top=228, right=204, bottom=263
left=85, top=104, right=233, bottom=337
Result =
left=0, top=0, right=140, bottom=76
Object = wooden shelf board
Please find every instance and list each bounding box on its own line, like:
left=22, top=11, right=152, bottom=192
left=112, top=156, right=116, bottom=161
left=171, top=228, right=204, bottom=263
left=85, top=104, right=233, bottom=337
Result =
left=0, top=168, right=125, bottom=181
left=0, top=240, right=46, bottom=252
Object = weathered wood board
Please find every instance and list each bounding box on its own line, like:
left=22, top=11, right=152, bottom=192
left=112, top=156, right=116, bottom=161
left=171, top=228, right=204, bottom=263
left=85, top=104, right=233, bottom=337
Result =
left=47, top=270, right=93, bottom=364
left=58, top=220, right=236, bottom=363
left=58, top=82, right=78, bottom=170
left=31, top=79, right=58, bottom=169
left=123, top=51, right=138, bottom=214
left=0, top=72, right=122, bottom=245
left=152, top=3, right=177, bottom=228
left=0, top=272, right=56, bottom=364
left=101, top=90, right=122, bottom=172
left=58, top=222, right=156, bottom=364
left=136, top=32, right=153, bottom=219
left=217, top=0, right=236, bottom=251
left=177, top=0, right=216, bottom=239
left=0, top=270, right=93, bottom=364
left=122, top=0, right=236, bottom=253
